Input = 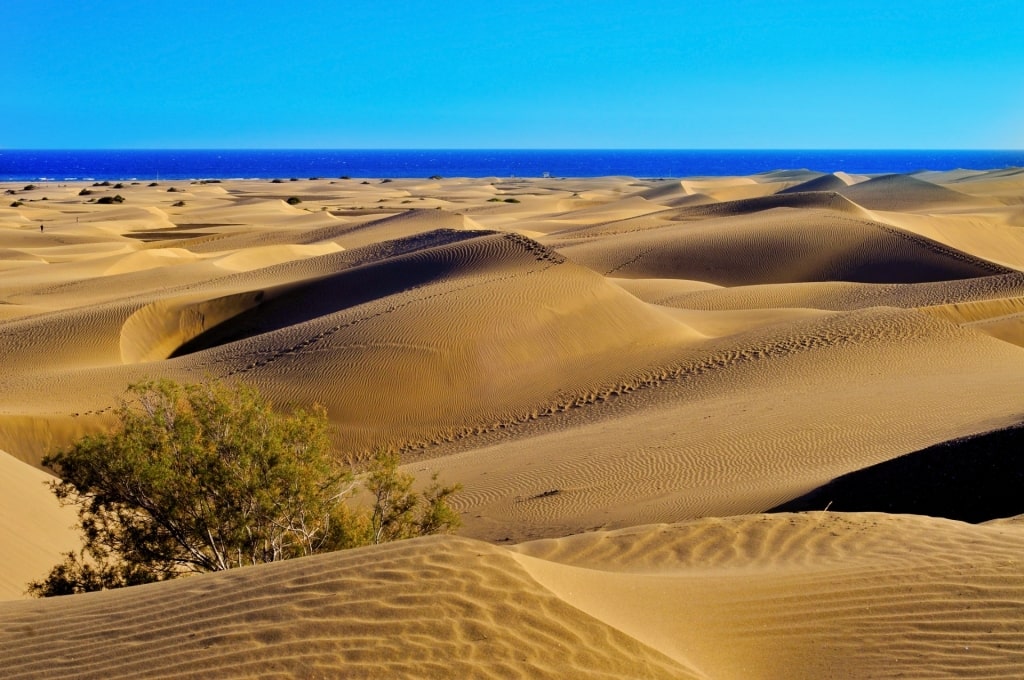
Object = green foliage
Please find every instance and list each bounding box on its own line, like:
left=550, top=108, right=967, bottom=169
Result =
left=10, top=201, right=23, bottom=207
left=22, top=184, right=37, bottom=191
left=29, top=379, right=459, bottom=597
left=78, top=188, right=93, bottom=196
left=96, top=194, right=125, bottom=204
left=286, top=196, right=302, bottom=205
left=365, top=450, right=461, bottom=544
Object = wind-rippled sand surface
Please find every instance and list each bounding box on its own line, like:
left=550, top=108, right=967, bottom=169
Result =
left=3, top=170, right=1024, bottom=677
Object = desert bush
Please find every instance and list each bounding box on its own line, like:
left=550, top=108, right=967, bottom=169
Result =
left=78, top=188, right=93, bottom=196
left=29, top=379, right=459, bottom=597
left=503, top=198, right=520, bottom=203
left=96, top=195, right=125, bottom=204
left=10, top=201, right=23, bottom=207
left=171, top=200, right=186, bottom=207
left=22, top=184, right=37, bottom=191
left=286, top=196, right=302, bottom=205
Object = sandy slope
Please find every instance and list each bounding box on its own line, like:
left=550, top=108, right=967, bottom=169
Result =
left=0, top=451, right=78, bottom=600
left=3, top=172, right=1024, bottom=676
left=2, top=514, right=1022, bottom=679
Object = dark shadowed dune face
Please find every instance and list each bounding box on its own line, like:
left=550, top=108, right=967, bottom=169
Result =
left=771, top=424, right=1024, bottom=522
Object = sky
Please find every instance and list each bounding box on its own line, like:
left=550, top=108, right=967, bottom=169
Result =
left=5, top=1, right=1022, bottom=149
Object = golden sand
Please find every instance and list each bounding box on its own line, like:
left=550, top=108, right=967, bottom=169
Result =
left=2, top=170, right=1024, bottom=677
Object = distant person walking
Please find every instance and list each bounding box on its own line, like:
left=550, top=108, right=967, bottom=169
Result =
left=39, top=224, right=44, bottom=232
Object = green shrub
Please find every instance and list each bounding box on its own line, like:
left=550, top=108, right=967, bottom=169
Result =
left=29, top=379, right=460, bottom=597
left=286, top=196, right=302, bottom=205
left=96, top=195, right=125, bottom=204
left=78, top=188, right=93, bottom=196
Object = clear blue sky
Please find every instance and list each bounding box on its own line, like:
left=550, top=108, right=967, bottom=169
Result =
left=6, top=1, right=1022, bottom=149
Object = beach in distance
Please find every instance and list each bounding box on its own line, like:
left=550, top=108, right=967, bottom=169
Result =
left=2, top=167, right=1024, bottom=678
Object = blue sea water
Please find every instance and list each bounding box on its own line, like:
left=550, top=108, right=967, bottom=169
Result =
left=1, top=149, right=1022, bottom=182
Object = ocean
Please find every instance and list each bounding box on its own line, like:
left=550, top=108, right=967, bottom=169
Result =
left=1, top=149, right=1022, bottom=182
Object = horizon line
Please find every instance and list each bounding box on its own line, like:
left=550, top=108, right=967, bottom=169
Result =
left=4, top=148, right=1024, bottom=153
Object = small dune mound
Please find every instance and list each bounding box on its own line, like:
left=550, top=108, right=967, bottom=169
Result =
left=560, top=207, right=1010, bottom=286
left=777, top=172, right=856, bottom=194
left=103, top=248, right=200, bottom=276
left=839, top=173, right=980, bottom=211
left=662, top=190, right=875, bottom=221
left=316, top=208, right=484, bottom=250
left=770, top=424, right=1024, bottom=521
left=655, top=272, right=1024, bottom=313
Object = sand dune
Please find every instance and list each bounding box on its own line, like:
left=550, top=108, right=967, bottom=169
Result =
left=3, top=172, right=1024, bottom=677
left=3, top=514, right=1023, bottom=679
left=777, top=171, right=859, bottom=193
left=836, top=172, right=984, bottom=211
left=554, top=206, right=1010, bottom=285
